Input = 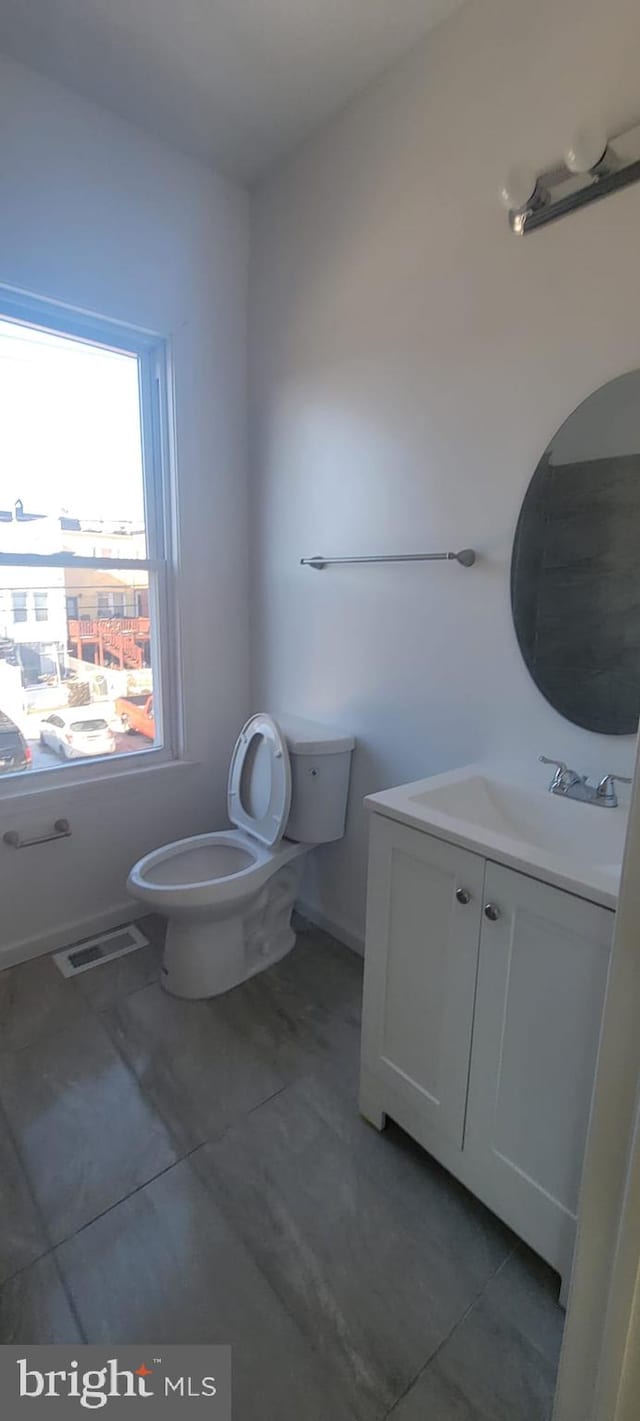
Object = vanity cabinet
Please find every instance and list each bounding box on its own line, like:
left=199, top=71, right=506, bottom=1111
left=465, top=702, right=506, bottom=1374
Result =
left=361, top=814, right=485, bottom=1148
left=360, top=813, right=614, bottom=1298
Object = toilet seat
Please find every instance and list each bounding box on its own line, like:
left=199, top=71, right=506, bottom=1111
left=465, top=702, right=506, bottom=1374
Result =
left=228, top=713, right=291, bottom=846
left=127, top=828, right=306, bottom=912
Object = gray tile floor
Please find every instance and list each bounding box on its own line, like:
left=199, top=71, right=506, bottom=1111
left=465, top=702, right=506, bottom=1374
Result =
left=0, top=914, right=564, bottom=1418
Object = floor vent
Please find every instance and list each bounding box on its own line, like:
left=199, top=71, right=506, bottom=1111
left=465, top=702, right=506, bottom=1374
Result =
left=53, top=923, right=149, bottom=978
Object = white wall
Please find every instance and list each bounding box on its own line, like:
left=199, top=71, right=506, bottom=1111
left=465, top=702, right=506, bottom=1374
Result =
left=0, top=55, right=250, bottom=961
left=250, top=0, right=640, bottom=947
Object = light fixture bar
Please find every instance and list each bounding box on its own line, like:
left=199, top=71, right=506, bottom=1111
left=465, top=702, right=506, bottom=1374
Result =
left=519, top=154, right=640, bottom=234
left=503, top=119, right=640, bottom=235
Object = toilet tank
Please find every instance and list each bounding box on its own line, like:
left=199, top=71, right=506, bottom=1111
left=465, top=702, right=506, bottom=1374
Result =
left=275, top=714, right=355, bottom=844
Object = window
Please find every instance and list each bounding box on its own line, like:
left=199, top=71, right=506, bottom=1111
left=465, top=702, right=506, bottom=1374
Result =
left=34, top=591, right=48, bottom=622
left=11, top=591, right=27, bottom=623
left=0, top=290, right=174, bottom=780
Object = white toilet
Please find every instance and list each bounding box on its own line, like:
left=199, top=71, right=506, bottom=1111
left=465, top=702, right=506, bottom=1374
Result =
left=127, top=712, right=354, bottom=999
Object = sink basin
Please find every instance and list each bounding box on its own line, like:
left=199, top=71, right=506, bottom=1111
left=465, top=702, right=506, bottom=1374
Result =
left=366, top=765, right=628, bottom=908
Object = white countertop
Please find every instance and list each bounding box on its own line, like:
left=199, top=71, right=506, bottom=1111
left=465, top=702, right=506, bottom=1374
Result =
left=365, top=763, right=627, bottom=910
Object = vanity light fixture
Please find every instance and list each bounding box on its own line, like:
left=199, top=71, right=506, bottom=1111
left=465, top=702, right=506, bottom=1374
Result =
left=499, top=162, right=548, bottom=235
left=502, top=118, right=640, bottom=234
left=564, top=122, right=613, bottom=176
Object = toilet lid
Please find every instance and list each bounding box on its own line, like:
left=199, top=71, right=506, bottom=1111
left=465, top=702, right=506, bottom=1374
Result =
left=228, top=713, right=292, bottom=846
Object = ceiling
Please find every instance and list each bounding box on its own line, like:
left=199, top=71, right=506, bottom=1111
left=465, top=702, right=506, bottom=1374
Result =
left=0, top=0, right=464, bottom=181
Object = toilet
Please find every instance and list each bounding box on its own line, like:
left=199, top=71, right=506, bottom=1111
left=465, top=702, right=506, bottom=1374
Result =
left=127, top=712, right=354, bottom=999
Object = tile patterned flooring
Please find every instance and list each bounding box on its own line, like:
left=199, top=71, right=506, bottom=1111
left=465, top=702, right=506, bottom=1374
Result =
left=0, top=915, right=564, bottom=1418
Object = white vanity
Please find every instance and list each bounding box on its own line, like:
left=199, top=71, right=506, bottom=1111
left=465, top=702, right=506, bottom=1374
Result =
left=359, top=765, right=627, bottom=1302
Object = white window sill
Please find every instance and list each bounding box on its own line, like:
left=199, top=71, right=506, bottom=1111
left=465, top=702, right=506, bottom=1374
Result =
left=0, top=750, right=200, bottom=804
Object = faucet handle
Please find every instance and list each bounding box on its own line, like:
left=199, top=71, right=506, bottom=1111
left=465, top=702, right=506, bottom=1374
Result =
left=597, top=773, right=632, bottom=799
left=539, top=755, right=582, bottom=791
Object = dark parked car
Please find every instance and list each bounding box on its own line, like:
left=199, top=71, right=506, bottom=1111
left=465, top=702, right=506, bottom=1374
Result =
left=0, top=711, right=31, bottom=773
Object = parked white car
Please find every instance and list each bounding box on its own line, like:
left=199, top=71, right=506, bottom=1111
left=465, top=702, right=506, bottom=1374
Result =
left=39, top=710, right=116, bottom=759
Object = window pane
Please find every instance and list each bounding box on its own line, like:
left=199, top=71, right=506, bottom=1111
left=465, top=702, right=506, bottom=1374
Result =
left=0, top=575, right=159, bottom=775
left=11, top=591, right=27, bottom=623
left=0, top=318, right=147, bottom=557
left=34, top=591, right=48, bottom=622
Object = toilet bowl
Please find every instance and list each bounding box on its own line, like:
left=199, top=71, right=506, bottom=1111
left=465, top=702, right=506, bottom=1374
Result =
left=127, top=712, right=354, bottom=999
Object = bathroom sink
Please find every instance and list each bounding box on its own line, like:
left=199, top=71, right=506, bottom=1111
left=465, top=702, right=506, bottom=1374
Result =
left=365, top=765, right=628, bottom=908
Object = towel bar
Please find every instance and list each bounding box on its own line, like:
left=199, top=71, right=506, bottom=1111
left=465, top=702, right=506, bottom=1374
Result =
left=301, top=549, right=476, bottom=570
left=3, top=818, right=71, bottom=849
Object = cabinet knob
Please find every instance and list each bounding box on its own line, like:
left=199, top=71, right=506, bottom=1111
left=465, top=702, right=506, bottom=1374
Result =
left=484, top=903, right=500, bottom=921
left=455, top=887, right=471, bottom=905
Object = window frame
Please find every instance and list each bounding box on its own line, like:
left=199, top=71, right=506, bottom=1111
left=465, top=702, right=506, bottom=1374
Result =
left=0, top=285, right=182, bottom=796
left=11, top=590, right=27, bottom=623
left=33, top=590, right=48, bottom=623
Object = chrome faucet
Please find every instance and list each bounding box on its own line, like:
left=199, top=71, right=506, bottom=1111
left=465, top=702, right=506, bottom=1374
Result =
left=539, top=756, right=631, bottom=808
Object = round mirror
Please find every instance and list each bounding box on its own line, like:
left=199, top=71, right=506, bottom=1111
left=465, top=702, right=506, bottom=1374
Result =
left=511, top=371, right=640, bottom=735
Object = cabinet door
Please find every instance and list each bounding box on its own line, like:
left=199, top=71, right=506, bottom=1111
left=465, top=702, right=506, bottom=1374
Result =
left=465, top=861, right=613, bottom=1280
left=360, top=815, right=485, bottom=1151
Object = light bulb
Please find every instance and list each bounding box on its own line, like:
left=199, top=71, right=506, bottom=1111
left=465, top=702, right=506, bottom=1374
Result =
left=499, top=162, right=537, bottom=212
left=564, top=123, right=608, bottom=174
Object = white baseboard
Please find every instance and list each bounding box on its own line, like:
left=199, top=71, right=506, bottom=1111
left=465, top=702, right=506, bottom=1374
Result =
left=0, top=901, right=147, bottom=971
left=296, top=899, right=364, bottom=957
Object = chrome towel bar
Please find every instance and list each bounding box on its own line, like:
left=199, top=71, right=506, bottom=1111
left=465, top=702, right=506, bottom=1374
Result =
left=3, top=818, right=71, bottom=849
left=301, top=549, right=476, bottom=570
